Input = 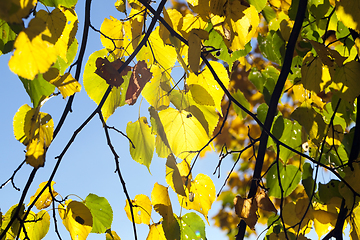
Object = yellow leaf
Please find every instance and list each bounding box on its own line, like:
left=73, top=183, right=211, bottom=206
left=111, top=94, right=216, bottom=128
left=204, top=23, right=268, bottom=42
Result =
left=147, top=223, right=166, bottom=240
left=0, top=0, right=37, bottom=24
left=149, top=107, right=172, bottom=158
left=313, top=209, right=337, bottom=239
left=100, top=16, right=125, bottom=57
left=331, top=60, right=360, bottom=103
left=137, top=27, right=177, bottom=71
left=83, top=49, right=131, bottom=121
left=142, top=65, right=170, bottom=111
left=160, top=8, right=182, bottom=45
left=20, top=210, right=50, bottom=240
left=158, top=107, right=209, bottom=157
left=13, top=104, right=54, bottom=168
left=59, top=200, right=93, bottom=240
left=233, top=196, right=258, bottom=229
left=9, top=17, right=58, bottom=80
left=124, top=194, right=152, bottom=225
left=301, top=52, right=324, bottom=94
left=165, top=154, right=186, bottom=197
left=350, top=204, right=360, bottom=240
left=226, top=4, right=259, bottom=51
left=123, top=7, right=145, bottom=55
left=282, top=201, right=313, bottom=233
left=28, top=181, right=58, bottom=210
left=126, top=117, right=155, bottom=171
left=335, top=0, right=360, bottom=33
left=151, top=183, right=173, bottom=220
left=180, top=13, right=208, bottom=40
left=50, top=72, right=81, bottom=98
left=115, top=0, right=126, bottom=13
left=178, top=173, right=216, bottom=224
left=187, top=61, right=229, bottom=116
left=310, top=40, right=346, bottom=67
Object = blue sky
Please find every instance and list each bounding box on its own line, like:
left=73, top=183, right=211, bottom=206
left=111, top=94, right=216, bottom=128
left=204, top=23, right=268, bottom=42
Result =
left=0, top=0, right=248, bottom=239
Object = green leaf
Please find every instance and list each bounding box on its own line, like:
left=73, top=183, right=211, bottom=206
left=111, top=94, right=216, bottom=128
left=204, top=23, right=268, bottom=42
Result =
left=53, top=38, right=78, bottom=75
left=266, top=163, right=302, bottom=198
left=83, top=49, right=131, bottom=121
left=291, top=103, right=326, bottom=144
left=318, top=180, right=342, bottom=204
left=19, top=75, right=55, bottom=108
left=126, top=117, right=155, bottom=171
left=258, top=31, right=285, bottom=65
left=271, top=116, right=302, bottom=162
left=0, top=19, right=17, bottom=55
left=204, top=23, right=251, bottom=70
left=302, top=162, right=315, bottom=198
left=41, top=0, right=78, bottom=8
left=308, top=0, right=330, bottom=19
left=248, top=0, right=267, bottom=12
left=232, top=90, right=250, bottom=120
left=84, top=194, right=113, bottom=234
left=179, top=212, right=206, bottom=240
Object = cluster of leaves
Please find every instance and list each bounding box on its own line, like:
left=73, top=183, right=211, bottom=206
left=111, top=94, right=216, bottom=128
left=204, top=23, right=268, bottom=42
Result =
left=1, top=0, right=360, bottom=239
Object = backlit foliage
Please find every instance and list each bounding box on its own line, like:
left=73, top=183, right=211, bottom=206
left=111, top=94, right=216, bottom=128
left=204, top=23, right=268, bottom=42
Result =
left=1, top=0, right=360, bottom=239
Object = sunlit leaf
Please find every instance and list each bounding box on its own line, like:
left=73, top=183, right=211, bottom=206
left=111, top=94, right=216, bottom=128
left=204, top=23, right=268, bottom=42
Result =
left=19, top=74, right=55, bottom=108
left=28, top=181, right=58, bottom=210
left=158, top=107, right=209, bottom=157
left=258, top=31, right=285, bottom=65
left=100, top=16, right=125, bottom=57
left=350, top=204, right=360, bottom=240
left=232, top=90, right=250, bottom=120
left=20, top=210, right=50, bottom=240
left=188, top=29, right=209, bottom=74
left=106, top=230, right=121, bottom=240
left=178, top=173, right=216, bottom=224
left=83, top=49, right=131, bottom=121
left=9, top=17, right=58, bottom=80
left=84, top=194, right=113, bottom=234
left=41, top=0, right=77, bottom=8
left=330, top=60, right=360, bottom=103
left=126, top=117, right=155, bottom=171
left=142, top=65, right=170, bottom=111
left=187, top=61, right=229, bottom=116
left=165, top=154, right=186, bottom=197
left=179, top=212, right=206, bottom=239
left=137, top=27, right=177, bottom=71
left=147, top=223, right=166, bottom=240
left=0, top=19, right=17, bottom=55
left=335, top=0, right=360, bottom=33
left=50, top=72, right=81, bottom=99
left=13, top=104, right=53, bottom=168
left=54, top=38, right=78, bottom=75
left=149, top=107, right=171, bottom=158
left=255, top=189, right=277, bottom=213
left=124, top=194, right=152, bottom=225
left=226, top=4, right=259, bottom=52
left=59, top=200, right=93, bottom=240
left=271, top=116, right=302, bottom=162
left=151, top=183, right=173, bottom=220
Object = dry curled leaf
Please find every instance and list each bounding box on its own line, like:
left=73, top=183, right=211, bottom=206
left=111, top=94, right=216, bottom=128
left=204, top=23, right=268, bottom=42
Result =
left=95, top=57, right=131, bottom=87
left=125, top=60, right=152, bottom=105
left=234, top=195, right=258, bottom=230
left=255, top=188, right=277, bottom=213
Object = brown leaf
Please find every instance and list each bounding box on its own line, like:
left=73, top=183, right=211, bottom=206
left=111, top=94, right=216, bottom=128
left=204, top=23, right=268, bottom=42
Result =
left=255, top=189, right=277, bottom=213
left=234, top=195, right=258, bottom=230
left=95, top=57, right=131, bottom=87
left=125, top=60, right=152, bottom=105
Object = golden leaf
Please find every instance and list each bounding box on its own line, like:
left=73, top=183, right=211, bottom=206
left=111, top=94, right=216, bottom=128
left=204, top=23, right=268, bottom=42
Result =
left=28, top=181, right=58, bottom=210
left=124, top=194, right=152, bottom=225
